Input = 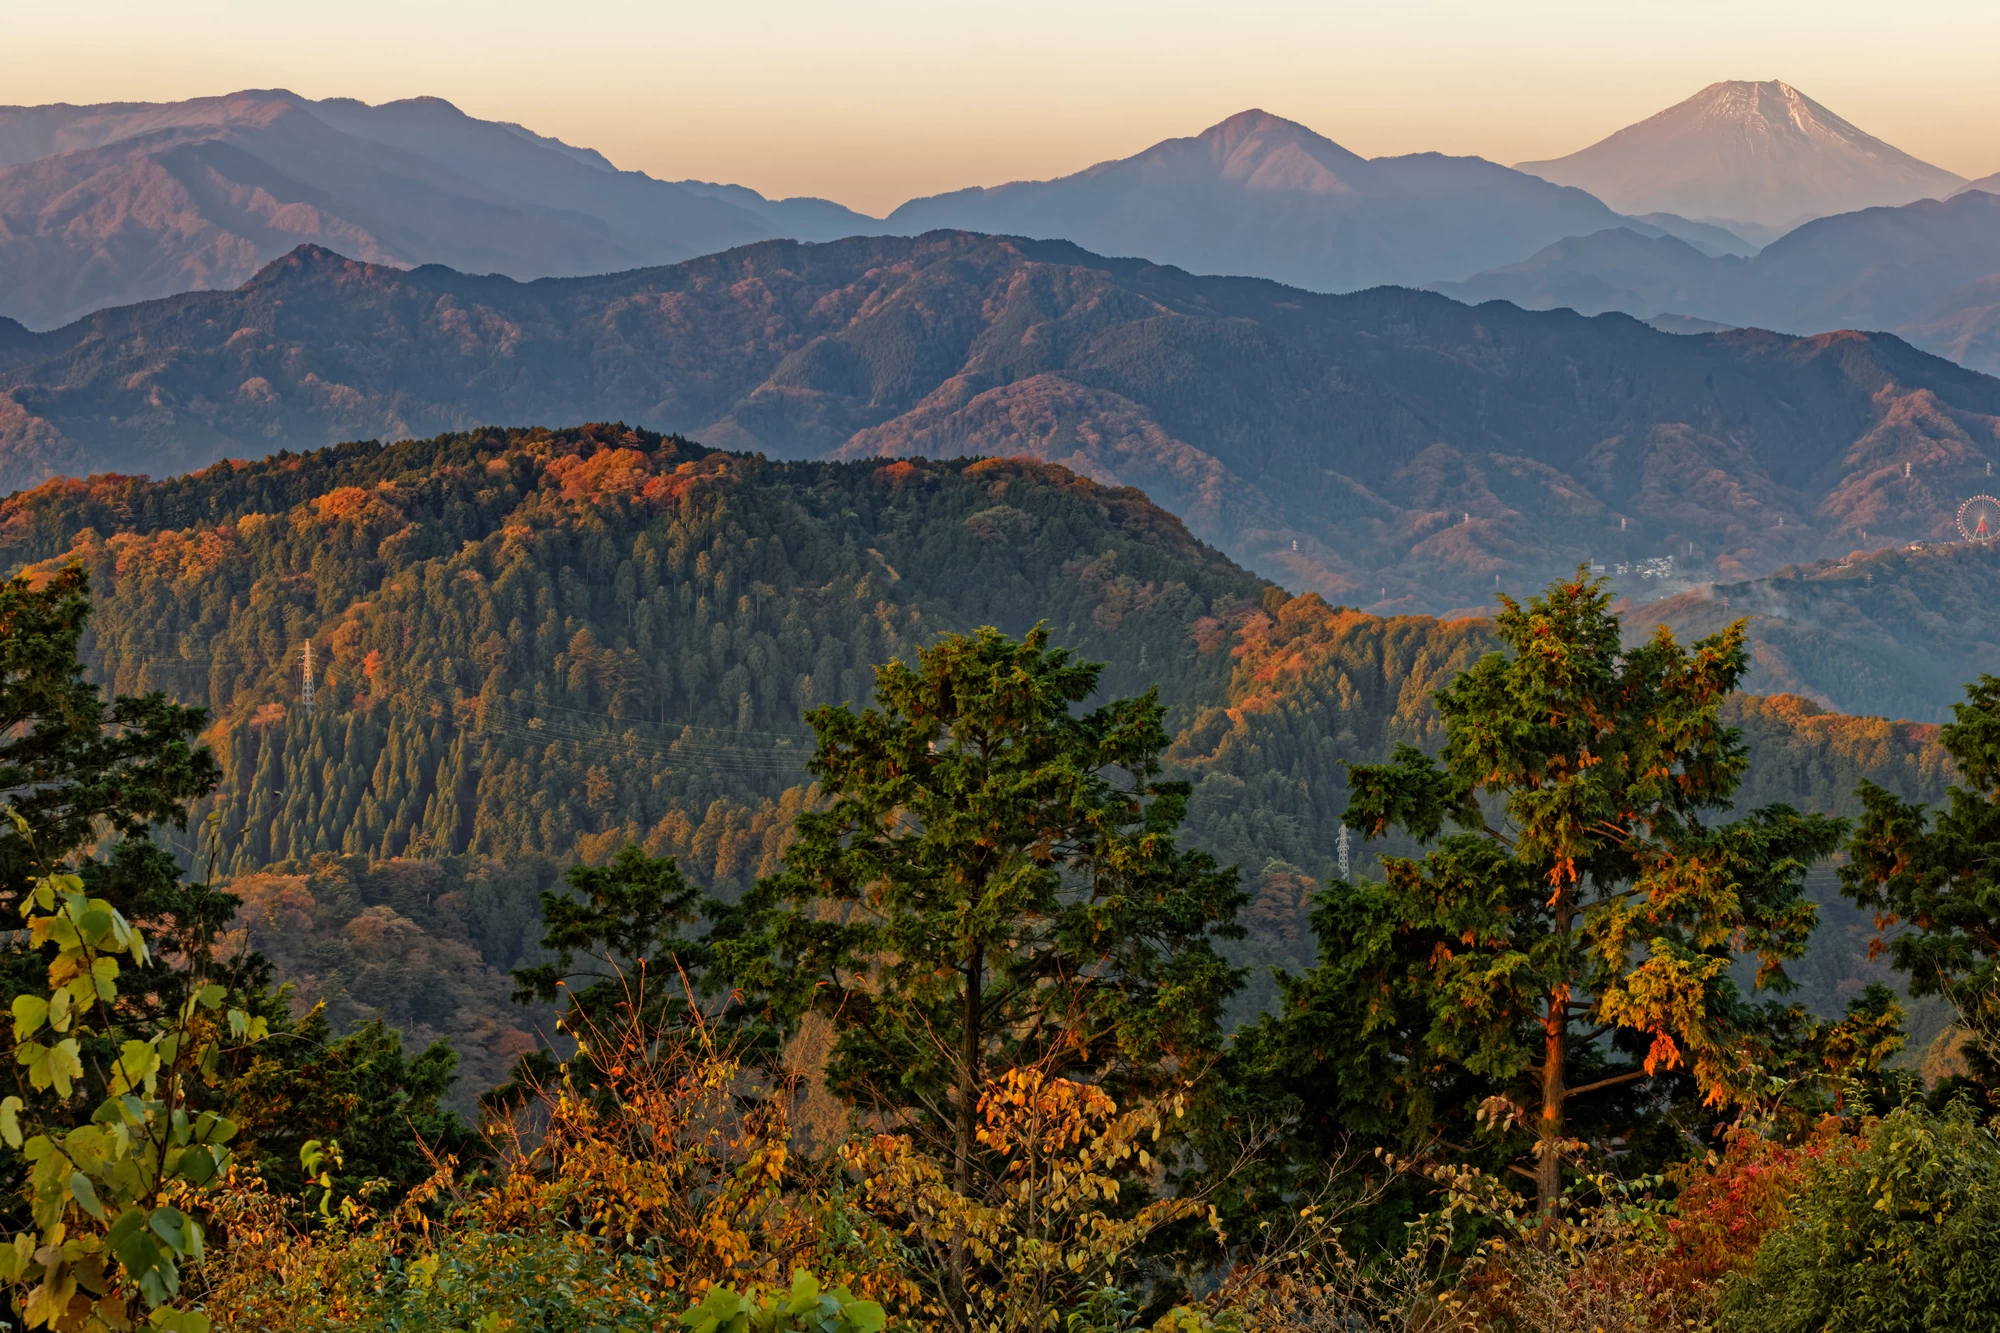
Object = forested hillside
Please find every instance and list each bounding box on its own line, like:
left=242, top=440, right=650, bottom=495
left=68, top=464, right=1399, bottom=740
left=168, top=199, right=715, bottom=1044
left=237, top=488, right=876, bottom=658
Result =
left=2, top=425, right=1258, bottom=873
left=0, top=423, right=1965, bottom=1081
left=1638, top=536, right=2000, bottom=720
left=6, top=234, right=2000, bottom=613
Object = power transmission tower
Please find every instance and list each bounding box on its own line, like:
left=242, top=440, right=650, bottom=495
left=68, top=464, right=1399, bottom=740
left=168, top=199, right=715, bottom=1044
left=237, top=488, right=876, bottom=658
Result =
left=1337, top=821, right=1351, bottom=883
left=301, top=640, right=316, bottom=712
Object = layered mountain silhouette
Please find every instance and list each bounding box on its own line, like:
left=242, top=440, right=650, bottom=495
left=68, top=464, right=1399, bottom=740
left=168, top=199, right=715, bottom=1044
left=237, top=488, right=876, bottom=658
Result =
left=1435, top=189, right=2000, bottom=375
left=2, top=96, right=1769, bottom=329
left=882, top=109, right=1735, bottom=290
left=4, top=232, right=1998, bottom=614
left=0, top=90, right=873, bottom=328
left=1517, top=80, right=1966, bottom=231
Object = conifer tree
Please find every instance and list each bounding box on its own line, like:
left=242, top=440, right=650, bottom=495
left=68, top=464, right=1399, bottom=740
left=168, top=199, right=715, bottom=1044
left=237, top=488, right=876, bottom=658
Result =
left=1842, top=674, right=2000, bottom=1102
left=714, top=626, right=1244, bottom=1199
left=1257, top=572, right=1843, bottom=1213
left=0, top=570, right=477, bottom=1236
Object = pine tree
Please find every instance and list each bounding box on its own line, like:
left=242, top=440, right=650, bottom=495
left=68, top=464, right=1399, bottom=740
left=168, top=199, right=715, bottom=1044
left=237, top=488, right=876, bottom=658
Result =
left=713, top=625, right=1245, bottom=1281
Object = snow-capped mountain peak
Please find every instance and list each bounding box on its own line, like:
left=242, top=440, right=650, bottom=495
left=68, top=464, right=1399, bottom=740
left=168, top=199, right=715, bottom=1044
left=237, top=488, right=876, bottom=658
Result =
left=1517, top=79, right=1965, bottom=229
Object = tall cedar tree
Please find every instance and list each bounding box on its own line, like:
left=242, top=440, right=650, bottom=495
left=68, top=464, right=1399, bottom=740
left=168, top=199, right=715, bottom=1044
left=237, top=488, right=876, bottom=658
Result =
left=0, top=566, right=217, bottom=891
left=1298, top=573, right=1842, bottom=1212
left=716, top=626, right=1244, bottom=1191
left=1842, top=674, right=2000, bottom=1102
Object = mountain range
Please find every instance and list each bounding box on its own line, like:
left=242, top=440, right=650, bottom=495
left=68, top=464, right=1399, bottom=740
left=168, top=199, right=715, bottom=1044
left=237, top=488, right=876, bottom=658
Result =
left=5, top=232, right=1999, bottom=615
left=0, top=89, right=874, bottom=328
left=1637, top=534, right=2000, bottom=722
left=880, top=109, right=1739, bottom=292
left=10, top=81, right=1984, bottom=341
left=1435, top=189, right=2000, bottom=376
left=1516, top=80, right=1967, bottom=232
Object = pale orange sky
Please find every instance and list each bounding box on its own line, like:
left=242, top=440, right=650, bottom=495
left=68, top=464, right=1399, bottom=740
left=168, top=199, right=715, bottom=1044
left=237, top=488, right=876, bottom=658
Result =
left=5, top=0, right=1997, bottom=215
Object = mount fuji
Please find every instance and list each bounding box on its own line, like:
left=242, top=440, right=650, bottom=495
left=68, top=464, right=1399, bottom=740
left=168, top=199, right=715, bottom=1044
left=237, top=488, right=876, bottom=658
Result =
left=1516, top=80, right=1965, bottom=231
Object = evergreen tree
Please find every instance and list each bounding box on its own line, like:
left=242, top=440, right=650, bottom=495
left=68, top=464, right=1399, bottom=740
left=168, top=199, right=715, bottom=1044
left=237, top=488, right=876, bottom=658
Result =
left=1243, top=572, right=1843, bottom=1213
left=715, top=626, right=1244, bottom=1208
left=0, top=568, right=235, bottom=1126
left=500, top=844, right=711, bottom=1101
left=1842, top=674, right=2000, bottom=1102
left=0, top=566, right=217, bottom=892
left=0, top=570, right=478, bottom=1223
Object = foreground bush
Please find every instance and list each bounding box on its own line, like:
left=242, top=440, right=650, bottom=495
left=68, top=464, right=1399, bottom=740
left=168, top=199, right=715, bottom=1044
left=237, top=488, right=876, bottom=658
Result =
left=194, top=1001, right=913, bottom=1331
left=1718, top=1100, right=2000, bottom=1333
left=679, top=1272, right=885, bottom=1333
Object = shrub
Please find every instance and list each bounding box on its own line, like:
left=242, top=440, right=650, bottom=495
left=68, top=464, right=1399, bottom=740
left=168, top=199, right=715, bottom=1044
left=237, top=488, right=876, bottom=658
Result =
left=1719, top=1100, right=2000, bottom=1332
left=196, top=994, right=914, bottom=1330
left=678, top=1271, right=885, bottom=1333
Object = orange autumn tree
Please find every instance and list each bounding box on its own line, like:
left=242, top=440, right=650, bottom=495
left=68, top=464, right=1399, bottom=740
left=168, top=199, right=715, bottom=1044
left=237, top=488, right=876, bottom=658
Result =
left=1316, top=571, right=1843, bottom=1212
left=842, top=1068, right=1208, bottom=1333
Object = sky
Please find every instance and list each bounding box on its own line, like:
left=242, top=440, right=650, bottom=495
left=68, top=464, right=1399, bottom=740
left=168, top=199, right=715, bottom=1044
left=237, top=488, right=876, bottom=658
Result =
left=6, top=0, right=1998, bottom=215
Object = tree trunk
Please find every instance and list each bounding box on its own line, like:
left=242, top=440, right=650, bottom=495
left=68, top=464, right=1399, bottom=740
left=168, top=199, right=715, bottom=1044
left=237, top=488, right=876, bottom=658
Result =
left=1536, top=987, right=1567, bottom=1216
left=948, top=943, right=985, bottom=1323
left=1537, top=886, right=1574, bottom=1217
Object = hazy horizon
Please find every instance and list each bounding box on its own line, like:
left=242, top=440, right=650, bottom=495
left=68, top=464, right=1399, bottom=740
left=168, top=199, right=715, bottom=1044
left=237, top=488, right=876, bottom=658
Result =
left=6, top=0, right=1998, bottom=215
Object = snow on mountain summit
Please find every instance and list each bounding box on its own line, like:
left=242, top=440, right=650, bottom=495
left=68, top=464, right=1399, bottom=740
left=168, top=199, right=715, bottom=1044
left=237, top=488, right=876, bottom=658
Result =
left=1517, top=80, right=1965, bottom=229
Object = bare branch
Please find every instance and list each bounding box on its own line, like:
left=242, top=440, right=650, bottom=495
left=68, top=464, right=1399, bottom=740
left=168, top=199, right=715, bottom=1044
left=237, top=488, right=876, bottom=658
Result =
left=1562, top=1068, right=1648, bottom=1100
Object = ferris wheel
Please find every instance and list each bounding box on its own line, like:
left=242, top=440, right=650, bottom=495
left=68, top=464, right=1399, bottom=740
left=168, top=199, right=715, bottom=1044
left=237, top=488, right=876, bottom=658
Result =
left=1958, top=494, right=2000, bottom=541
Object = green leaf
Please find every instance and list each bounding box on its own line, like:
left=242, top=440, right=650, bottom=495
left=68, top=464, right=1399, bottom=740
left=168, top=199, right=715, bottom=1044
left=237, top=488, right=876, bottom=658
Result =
left=787, top=1269, right=820, bottom=1315
left=107, top=1205, right=146, bottom=1248
left=149, top=1310, right=212, bottom=1333
left=190, top=1111, right=236, bottom=1145
left=20, top=1037, right=85, bottom=1096
left=63, top=1124, right=108, bottom=1171
left=69, top=1171, right=105, bottom=1220
left=11, top=994, right=48, bottom=1041
left=77, top=906, right=114, bottom=946
left=0, top=1233, right=31, bottom=1284
left=194, top=984, right=226, bottom=1012
left=175, top=1144, right=222, bottom=1188
left=111, top=1206, right=182, bottom=1305
left=111, top=1040, right=161, bottom=1096
left=0, top=1096, right=21, bottom=1150
left=149, top=1206, right=193, bottom=1255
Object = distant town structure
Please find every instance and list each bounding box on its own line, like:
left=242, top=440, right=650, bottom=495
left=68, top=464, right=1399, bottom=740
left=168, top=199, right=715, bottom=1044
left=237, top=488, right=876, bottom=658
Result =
left=1958, top=495, right=2000, bottom=542
left=1605, top=555, right=1678, bottom=579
